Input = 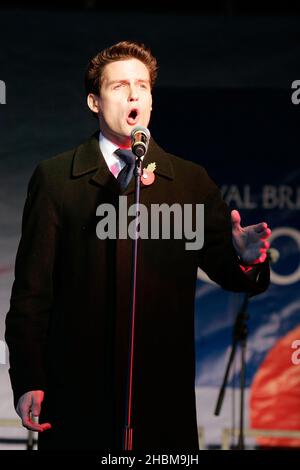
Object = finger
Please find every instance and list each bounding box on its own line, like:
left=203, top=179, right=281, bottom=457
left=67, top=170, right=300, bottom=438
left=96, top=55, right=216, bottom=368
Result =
left=19, top=404, right=43, bottom=432
left=31, top=414, right=52, bottom=432
left=22, top=416, right=51, bottom=432
left=253, top=222, right=268, bottom=233
left=30, top=394, right=51, bottom=431
left=242, top=241, right=268, bottom=264
left=258, top=240, right=270, bottom=250
left=257, top=241, right=270, bottom=256
left=253, top=228, right=271, bottom=242
left=259, top=252, right=267, bottom=263
left=31, top=397, right=42, bottom=417
left=231, top=209, right=241, bottom=228
left=249, top=252, right=267, bottom=265
left=260, top=228, right=272, bottom=239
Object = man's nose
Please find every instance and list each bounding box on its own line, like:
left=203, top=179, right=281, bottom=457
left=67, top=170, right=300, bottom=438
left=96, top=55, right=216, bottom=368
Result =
left=128, top=85, right=139, bottom=101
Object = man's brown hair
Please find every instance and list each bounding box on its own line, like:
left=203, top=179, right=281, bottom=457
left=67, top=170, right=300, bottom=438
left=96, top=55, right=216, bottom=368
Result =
left=85, top=40, right=158, bottom=99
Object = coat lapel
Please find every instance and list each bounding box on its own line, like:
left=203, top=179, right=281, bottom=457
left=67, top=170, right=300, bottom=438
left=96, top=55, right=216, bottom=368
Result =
left=72, top=131, right=120, bottom=194
left=125, top=137, right=174, bottom=195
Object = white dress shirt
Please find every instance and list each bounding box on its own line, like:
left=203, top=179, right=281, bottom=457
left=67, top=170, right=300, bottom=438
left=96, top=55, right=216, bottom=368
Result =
left=99, top=132, right=144, bottom=179
left=99, top=132, right=125, bottom=178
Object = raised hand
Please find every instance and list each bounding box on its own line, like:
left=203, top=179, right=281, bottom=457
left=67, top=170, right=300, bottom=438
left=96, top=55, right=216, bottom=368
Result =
left=231, top=209, right=271, bottom=265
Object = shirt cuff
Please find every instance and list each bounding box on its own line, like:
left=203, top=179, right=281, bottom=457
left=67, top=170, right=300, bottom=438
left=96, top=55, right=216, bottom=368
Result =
left=238, top=260, right=265, bottom=283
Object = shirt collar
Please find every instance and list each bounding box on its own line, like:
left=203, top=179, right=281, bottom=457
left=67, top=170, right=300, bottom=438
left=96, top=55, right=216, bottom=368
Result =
left=99, top=132, right=120, bottom=160
left=99, top=132, right=126, bottom=177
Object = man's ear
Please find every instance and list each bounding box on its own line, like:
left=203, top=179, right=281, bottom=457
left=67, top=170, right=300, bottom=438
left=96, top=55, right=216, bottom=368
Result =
left=87, top=93, right=101, bottom=114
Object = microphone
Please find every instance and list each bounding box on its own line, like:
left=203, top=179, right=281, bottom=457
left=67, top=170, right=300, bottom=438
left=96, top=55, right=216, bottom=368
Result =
left=131, top=126, right=150, bottom=157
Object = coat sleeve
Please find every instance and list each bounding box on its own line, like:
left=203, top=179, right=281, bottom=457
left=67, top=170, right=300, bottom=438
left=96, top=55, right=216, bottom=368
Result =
left=197, top=183, right=270, bottom=296
left=5, top=163, right=61, bottom=407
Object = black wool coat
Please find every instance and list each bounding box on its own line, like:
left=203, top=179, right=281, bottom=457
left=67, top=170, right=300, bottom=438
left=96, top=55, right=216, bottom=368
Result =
left=5, top=132, right=270, bottom=450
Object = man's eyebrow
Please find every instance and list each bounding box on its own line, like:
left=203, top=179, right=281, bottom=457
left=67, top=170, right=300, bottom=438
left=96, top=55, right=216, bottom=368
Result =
left=107, top=79, right=150, bottom=85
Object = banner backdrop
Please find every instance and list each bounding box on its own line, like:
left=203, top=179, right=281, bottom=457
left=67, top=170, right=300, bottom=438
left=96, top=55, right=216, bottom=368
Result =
left=153, top=86, right=300, bottom=446
left=0, top=10, right=299, bottom=449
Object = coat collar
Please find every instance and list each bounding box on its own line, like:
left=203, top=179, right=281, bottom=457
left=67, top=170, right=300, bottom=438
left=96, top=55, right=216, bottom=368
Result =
left=72, top=131, right=174, bottom=195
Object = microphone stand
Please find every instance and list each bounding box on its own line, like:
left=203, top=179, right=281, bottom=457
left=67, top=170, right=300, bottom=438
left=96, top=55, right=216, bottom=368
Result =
left=214, top=293, right=250, bottom=449
left=123, top=155, right=143, bottom=451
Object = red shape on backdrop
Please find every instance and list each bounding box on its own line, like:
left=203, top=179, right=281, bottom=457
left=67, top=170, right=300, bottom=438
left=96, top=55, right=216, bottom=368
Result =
left=250, top=325, right=300, bottom=448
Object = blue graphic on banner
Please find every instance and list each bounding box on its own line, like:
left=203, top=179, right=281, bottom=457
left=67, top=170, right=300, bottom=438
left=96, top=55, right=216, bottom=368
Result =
left=195, top=180, right=300, bottom=387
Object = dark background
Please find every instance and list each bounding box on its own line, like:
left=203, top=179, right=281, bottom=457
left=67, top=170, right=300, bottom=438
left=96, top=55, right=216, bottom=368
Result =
left=1, top=5, right=299, bottom=181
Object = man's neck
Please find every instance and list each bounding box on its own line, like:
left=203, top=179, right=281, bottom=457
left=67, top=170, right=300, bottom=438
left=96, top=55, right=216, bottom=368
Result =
left=100, top=129, right=131, bottom=149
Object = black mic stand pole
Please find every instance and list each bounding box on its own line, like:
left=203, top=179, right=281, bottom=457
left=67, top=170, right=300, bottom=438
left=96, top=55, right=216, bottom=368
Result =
left=123, top=155, right=143, bottom=451
left=214, top=293, right=250, bottom=450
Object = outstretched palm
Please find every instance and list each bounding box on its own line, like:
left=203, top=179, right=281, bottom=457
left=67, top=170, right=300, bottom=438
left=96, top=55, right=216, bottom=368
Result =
left=231, top=209, right=271, bottom=265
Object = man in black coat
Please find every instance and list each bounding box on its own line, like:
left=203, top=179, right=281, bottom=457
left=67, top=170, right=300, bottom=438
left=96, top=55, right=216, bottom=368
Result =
left=5, top=41, right=271, bottom=450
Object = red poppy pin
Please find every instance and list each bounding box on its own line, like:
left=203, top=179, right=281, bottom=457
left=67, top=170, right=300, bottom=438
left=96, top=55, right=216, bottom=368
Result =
left=141, top=162, right=156, bottom=186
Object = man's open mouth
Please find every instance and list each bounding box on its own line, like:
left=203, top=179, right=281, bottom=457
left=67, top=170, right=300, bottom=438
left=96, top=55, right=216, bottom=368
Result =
left=127, top=108, right=139, bottom=125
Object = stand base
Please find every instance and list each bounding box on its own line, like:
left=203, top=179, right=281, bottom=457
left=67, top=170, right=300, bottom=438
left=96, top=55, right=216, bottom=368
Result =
left=123, top=426, right=133, bottom=451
